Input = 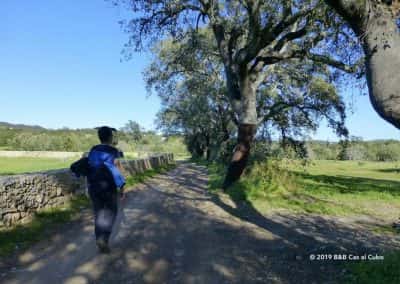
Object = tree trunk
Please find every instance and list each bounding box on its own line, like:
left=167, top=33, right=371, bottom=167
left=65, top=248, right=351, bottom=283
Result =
left=222, top=123, right=257, bottom=189
left=363, top=5, right=400, bottom=129
left=223, top=76, right=258, bottom=189
left=194, top=142, right=204, bottom=158
left=325, top=0, right=400, bottom=129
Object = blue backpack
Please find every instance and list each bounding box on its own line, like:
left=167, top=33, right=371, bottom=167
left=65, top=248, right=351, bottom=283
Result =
left=88, top=146, right=126, bottom=190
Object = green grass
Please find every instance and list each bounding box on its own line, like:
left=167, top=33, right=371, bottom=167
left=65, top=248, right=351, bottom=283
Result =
left=0, top=194, right=90, bottom=257
left=0, top=154, right=180, bottom=176
left=0, top=157, right=77, bottom=175
left=123, top=152, right=140, bottom=159
left=288, top=160, right=400, bottom=218
left=295, top=160, right=400, bottom=182
left=345, top=252, right=400, bottom=284
left=206, top=159, right=400, bottom=218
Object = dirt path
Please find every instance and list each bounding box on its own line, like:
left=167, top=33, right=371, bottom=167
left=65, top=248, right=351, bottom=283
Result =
left=1, top=163, right=399, bottom=284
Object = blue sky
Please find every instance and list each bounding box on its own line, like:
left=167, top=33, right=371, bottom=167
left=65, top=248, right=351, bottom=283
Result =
left=1, top=0, right=399, bottom=141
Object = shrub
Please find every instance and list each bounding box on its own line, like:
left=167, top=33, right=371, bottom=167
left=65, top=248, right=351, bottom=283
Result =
left=228, top=159, right=297, bottom=202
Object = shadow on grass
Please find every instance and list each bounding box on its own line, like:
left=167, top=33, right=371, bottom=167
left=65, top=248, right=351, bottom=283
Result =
left=202, top=161, right=368, bottom=215
left=295, top=172, right=400, bottom=196
left=376, top=168, right=400, bottom=174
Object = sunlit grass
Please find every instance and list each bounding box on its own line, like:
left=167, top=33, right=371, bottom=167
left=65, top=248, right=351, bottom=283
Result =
left=206, top=159, right=400, bottom=218
left=0, top=154, right=179, bottom=175
left=0, top=157, right=77, bottom=175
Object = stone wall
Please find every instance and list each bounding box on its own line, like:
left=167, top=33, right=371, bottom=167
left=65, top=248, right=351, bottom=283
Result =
left=0, top=153, right=174, bottom=227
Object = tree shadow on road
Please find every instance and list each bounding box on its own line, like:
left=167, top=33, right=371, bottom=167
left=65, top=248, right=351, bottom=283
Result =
left=1, top=162, right=399, bottom=284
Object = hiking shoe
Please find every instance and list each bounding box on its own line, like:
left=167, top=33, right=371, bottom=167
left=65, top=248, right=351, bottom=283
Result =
left=96, top=239, right=110, bottom=254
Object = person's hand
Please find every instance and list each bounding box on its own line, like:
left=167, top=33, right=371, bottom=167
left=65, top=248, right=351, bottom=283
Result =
left=120, top=192, right=126, bottom=202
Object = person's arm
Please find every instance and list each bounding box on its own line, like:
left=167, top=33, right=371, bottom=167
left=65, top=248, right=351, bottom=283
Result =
left=114, top=150, right=126, bottom=199
left=115, top=155, right=126, bottom=175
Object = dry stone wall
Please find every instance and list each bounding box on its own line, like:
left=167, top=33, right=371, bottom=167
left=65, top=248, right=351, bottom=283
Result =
left=0, top=153, right=174, bottom=227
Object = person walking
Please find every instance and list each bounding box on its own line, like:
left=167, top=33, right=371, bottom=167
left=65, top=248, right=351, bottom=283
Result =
left=87, top=126, right=125, bottom=253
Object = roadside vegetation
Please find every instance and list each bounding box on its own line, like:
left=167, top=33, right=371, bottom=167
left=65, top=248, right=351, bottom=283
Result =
left=201, top=157, right=400, bottom=283
left=206, top=159, right=400, bottom=218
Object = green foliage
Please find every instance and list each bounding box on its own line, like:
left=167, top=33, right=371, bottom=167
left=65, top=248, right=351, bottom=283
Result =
left=3, top=128, right=98, bottom=152
left=0, top=122, right=189, bottom=160
left=149, top=30, right=351, bottom=162
left=131, top=133, right=190, bottom=159
left=120, top=0, right=364, bottom=163
left=306, top=139, right=400, bottom=161
left=120, top=120, right=143, bottom=142
left=0, top=194, right=90, bottom=257
left=147, top=30, right=235, bottom=161
left=345, top=252, right=400, bottom=284
left=228, top=160, right=296, bottom=203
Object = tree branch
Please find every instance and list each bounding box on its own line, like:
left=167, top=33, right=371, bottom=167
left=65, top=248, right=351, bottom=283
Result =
left=306, top=53, right=358, bottom=73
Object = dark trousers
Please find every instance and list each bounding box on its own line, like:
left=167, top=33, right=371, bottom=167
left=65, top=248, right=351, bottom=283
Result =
left=88, top=183, right=118, bottom=243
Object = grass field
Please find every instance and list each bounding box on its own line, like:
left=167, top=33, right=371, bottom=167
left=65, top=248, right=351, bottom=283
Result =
left=0, top=157, right=77, bottom=175
left=207, top=159, right=400, bottom=219
left=288, top=160, right=400, bottom=219
left=0, top=152, right=154, bottom=176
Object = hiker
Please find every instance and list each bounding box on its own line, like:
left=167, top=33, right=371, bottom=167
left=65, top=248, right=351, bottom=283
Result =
left=87, top=126, right=126, bottom=253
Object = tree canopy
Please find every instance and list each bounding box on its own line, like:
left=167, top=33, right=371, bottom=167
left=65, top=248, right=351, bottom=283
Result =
left=147, top=28, right=350, bottom=161
left=115, top=0, right=366, bottom=186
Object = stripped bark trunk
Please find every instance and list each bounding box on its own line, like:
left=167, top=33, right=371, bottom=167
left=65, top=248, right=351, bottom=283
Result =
left=223, top=75, right=258, bottom=189
left=222, top=123, right=257, bottom=189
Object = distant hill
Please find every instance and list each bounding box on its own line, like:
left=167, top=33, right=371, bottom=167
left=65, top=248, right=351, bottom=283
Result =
left=0, top=121, right=46, bottom=131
